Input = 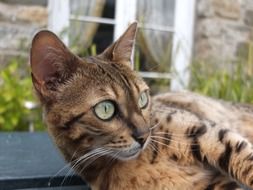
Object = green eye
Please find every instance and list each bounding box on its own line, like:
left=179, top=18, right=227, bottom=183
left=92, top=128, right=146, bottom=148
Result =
left=94, top=101, right=115, bottom=120
left=138, top=91, right=149, bottom=109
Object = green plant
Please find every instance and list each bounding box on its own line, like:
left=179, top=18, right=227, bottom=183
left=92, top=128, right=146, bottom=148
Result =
left=190, top=57, right=253, bottom=103
left=0, top=58, right=44, bottom=131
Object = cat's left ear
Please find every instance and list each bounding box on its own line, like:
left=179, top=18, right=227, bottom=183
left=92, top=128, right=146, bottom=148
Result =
left=30, top=30, right=79, bottom=102
left=100, top=22, right=138, bottom=67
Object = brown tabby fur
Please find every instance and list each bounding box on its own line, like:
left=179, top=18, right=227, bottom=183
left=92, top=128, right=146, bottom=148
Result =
left=30, top=23, right=253, bottom=190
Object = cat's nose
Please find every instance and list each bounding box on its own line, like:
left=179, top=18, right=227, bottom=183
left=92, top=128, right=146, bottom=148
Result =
left=132, top=132, right=149, bottom=147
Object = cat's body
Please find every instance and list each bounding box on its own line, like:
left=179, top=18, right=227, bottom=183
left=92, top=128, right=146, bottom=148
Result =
left=30, top=23, right=253, bottom=190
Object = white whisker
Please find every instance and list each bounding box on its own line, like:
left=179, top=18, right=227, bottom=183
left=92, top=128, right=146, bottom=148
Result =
left=60, top=147, right=109, bottom=186
left=78, top=149, right=113, bottom=175
left=151, top=135, right=199, bottom=146
left=154, top=131, right=185, bottom=137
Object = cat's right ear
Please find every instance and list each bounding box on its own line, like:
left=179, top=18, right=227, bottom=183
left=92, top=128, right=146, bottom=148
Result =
left=99, top=22, right=138, bottom=68
left=30, top=30, right=78, bottom=101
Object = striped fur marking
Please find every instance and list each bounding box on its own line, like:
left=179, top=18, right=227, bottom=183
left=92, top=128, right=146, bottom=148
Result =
left=218, top=142, right=233, bottom=173
left=235, top=141, right=247, bottom=153
left=220, top=182, right=239, bottom=190
left=151, top=141, right=159, bottom=164
left=218, top=129, right=229, bottom=142
left=163, top=130, right=171, bottom=145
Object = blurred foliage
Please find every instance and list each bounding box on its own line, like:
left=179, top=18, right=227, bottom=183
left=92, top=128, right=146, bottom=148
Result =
left=0, top=58, right=44, bottom=131
left=190, top=43, right=253, bottom=103
left=60, top=27, right=97, bottom=57
left=72, top=44, right=97, bottom=57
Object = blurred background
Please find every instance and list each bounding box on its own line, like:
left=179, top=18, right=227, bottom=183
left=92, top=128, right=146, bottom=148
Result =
left=0, top=0, right=253, bottom=131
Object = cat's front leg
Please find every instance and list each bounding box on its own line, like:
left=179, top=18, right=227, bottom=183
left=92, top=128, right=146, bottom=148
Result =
left=189, top=121, right=253, bottom=189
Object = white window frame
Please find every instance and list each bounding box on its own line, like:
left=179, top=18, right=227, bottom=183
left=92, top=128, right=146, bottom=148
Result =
left=48, top=0, right=70, bottom=44
left=171, top=0, right=196, bottom=91
left=48, top=0, right=196, bottom=90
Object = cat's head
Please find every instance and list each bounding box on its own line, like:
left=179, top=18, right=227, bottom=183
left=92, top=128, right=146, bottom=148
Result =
left=30, top=23, right=151, bottom=161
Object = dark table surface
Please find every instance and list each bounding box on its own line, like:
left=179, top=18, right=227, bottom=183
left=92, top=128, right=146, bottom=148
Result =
left=0, top=132, right=89, bottom=190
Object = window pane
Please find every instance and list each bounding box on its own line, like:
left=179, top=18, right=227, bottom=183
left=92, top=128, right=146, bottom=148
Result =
left=135, top=0, right=175, bottom=94
left=135, top=0, right=175, bottom=93
left=69, top=0, right=115, bottom=53
left=70, top=0, right=115, bottom=19
left=135, top=0, right=175, bottom=72
left=135, top=29, right=173, bottom=73
left=92, top=24, right=114, bottom=53
left=135, top=29, right=173, bottom=94
left=137, top=0, right=175, bottom=27
left=69, top=23, right=113, bottom=56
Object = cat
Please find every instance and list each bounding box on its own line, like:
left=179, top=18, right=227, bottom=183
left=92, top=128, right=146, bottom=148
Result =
left=30, top=22, right=253, bottom=190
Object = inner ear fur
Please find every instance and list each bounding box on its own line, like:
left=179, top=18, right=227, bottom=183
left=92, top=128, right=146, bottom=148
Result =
left=100, top=22, right=138, bottom=65
left=30, top=30, right=79, bottom=99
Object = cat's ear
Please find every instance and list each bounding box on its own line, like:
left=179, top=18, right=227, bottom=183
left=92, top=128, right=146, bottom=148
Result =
left=30, top=30, right=78, bottom=100
left=100, top=22, right=138, bottom=67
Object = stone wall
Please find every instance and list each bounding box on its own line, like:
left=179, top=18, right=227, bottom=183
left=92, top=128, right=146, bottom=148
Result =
left=194, top=0, right=253, bottom=64
left=0, top=1, right=47, bottom=66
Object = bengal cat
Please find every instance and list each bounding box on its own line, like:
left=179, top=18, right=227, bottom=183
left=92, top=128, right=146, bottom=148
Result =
left=30, top=22, right=253, bottom=190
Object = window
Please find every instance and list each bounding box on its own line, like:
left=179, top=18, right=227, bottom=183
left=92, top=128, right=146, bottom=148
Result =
left=48, top=0, right=196, bottom=91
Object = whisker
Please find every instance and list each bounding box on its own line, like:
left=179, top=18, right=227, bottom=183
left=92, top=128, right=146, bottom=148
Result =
left=148, top=143, right=156, bottom=152
left=104, top=151, right=120, bottom=169
left=77, top=149, right=113, bottom=175
left=48, top=147, right=87, bottom=186
left=150, top=139, right=199, bottom=153
left=151, top=135, right=199, bottom=146
left=60, top=148, right=108, bottom=186
left=149, top=121, right=162, bottom=130
left=48, top=163, right=72, bottom=186
left=75, top=148, right=112, bottom=172
left=66, top=147, right=96, bottom=184
left=154, top=131, right=200, bottom=138
left=150, top=139, right=182, bottom=152
left=148, top=142, right=160, bottom=154
left=71, top=148, right=108, bottom=172
left=155, top=131, right=185, bottom=136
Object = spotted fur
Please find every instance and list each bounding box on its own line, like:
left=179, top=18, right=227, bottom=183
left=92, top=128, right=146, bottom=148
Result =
left=30, top=23, right=253, bottom=190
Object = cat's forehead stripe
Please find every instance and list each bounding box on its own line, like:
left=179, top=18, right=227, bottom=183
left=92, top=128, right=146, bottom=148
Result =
left=90, top=60, right=138, bottom=95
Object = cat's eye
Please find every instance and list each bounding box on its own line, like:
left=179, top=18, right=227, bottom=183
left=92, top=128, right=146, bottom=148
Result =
left=138, top=91, right=149, bottom=109
left=94, top=100, right=115, bottom=120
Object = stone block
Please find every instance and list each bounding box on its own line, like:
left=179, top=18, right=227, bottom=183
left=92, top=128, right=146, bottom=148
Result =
left=242, top=0, right=253, bottom=10
left=236, top=41, right=250, bottom=60
left=0, top=1, right=47, bottom=66
left=197, top=0, right=214, bottom=18
left=212, top=0, right=241, bottom=20
left=244, top=10, right=253, bottom=27
left=0, top=23, right=38, bottom=51
left=250, top=30, right=253, bottom=41
left=197, top=18, right=222, bottom=38
left=0, top=2, right=47, bottom=26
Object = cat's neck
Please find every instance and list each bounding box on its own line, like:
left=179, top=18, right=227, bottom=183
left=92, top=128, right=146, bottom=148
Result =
left=83, top=156, right=117, bottom=182
left=65, top=153, right=119, bottom=189
left=85, top=149, right=153, bottom=190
